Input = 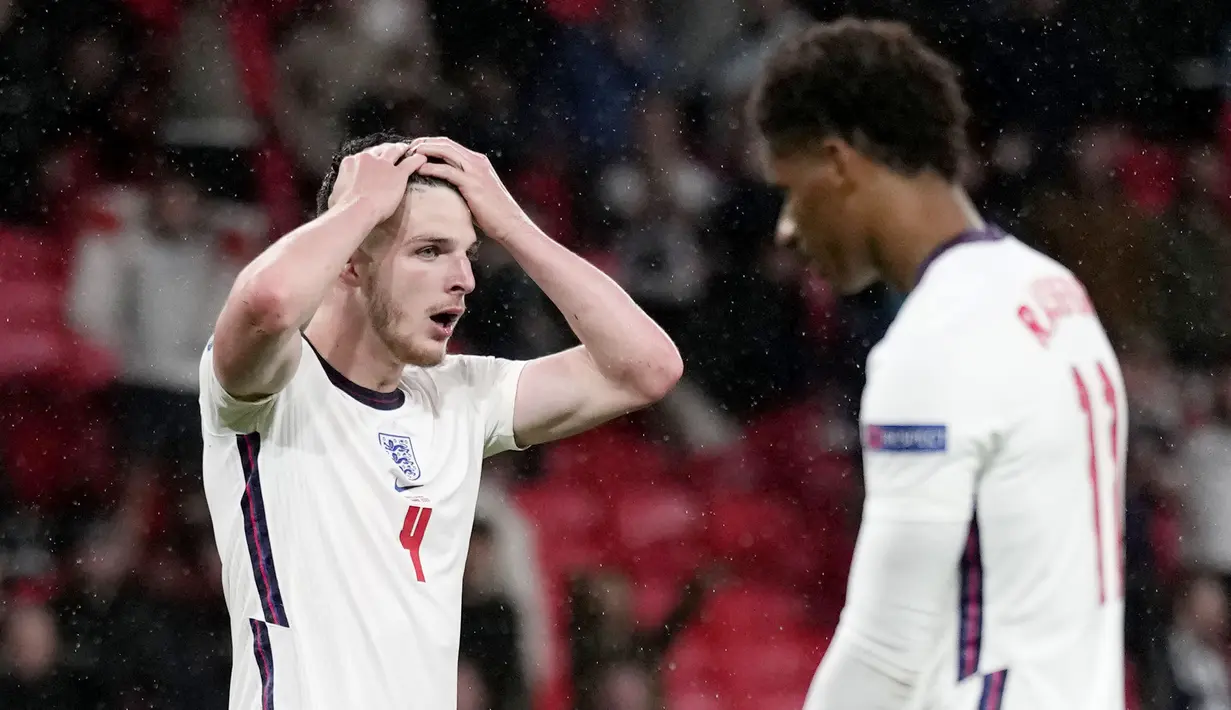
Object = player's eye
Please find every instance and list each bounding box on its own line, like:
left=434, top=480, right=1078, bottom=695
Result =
left=466, top=246, right=480, bottom=262
left=416, top=246, right=440, bottom=259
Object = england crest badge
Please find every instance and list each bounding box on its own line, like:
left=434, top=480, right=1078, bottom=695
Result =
left=379, top=433, right=423, bottom=490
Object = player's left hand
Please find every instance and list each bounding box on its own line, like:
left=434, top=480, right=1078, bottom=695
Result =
left=409, top=137, right=534, bottom=244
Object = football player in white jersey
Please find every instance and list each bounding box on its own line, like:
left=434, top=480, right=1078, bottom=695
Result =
left=751, top=19, right=1126, bottom=710
left=199, top=132, right=682, bottom=710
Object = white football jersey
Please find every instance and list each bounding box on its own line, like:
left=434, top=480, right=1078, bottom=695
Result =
left=805, top=227, right=1125, bottom=710
left=199, top=335, right=525, bottom=710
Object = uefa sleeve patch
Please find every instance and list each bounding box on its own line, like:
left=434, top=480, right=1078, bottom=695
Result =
left=864, top=424, right=947, bottom=452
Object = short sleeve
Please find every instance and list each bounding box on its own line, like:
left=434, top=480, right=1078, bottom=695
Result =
left=859, top=341, right=1005, bottom=524
left=447, top=355, right=528, bottom=458
left=198, top=337, right=281, bottom=436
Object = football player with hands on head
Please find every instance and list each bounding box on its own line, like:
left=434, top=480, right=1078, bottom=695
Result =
left=200, top=133, right=682, bottom=710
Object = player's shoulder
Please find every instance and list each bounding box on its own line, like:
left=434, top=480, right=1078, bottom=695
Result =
left=890, top=234, right=1072, bottom=342
left=876, top=234, right=1075, bottom=371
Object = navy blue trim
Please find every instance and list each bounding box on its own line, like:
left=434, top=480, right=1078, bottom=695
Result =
left=302, top=335, right=405, bottom=410
left=958, top=515, right=983, bottom=681
left=978, top=669, right=1009, bottom=710
left=250, top=618, right=276, bottom=710
left=237, top=433, right=289, bottom=627
left=914, top=225, right=1008, bottom=288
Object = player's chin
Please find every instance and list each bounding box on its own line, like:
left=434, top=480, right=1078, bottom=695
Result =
left=817, top=257, right=878, bottom=295
left=393, top=336, right=448, bottom=368
left=827, top=273, right=869, bottom=295
left=802, top=254, right=842, bottom=289
left=413, top=344, right=448, bottom=367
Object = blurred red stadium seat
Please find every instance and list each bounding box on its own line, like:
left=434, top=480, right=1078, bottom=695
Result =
left=1, top=388, right=116, bottom=505
left=632, top=575, right=689, bottom=627
left=614, top=487, right=706, bottom=582
left=1, top=281, right=64, bottom=331
left=515, top=484, right=606, bottom=536
left=616, top=488, right=703, bottom=549
left=541, top=423, right=671, bottom=490
left=0, top=280, right=73, bottom=383
left=663, top=630, right=715, bottom=694
left=668, top=690, right=729, bottom=710
left=514, top=483, right=610, bottom=574
left=0, top=229, right=91, bottom=383
left=744, top=404, right=819, bottom=469
left=0, top=228, right=59, bottom=283
left=707, top=493, right=816, bottom=583
left=735, top=689, right=810, bottom=710
left=714, top=636, right=821, bottom=697
left=698, top=583, right=810, bottom=643
left=676, top=441, right=769, bottom=495
left=0, top=329, right=62, bottom=381
left=794, top=452, right=857, bottom=511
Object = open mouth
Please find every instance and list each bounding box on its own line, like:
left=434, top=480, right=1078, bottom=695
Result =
left=429, top=311, right=462, bottom=328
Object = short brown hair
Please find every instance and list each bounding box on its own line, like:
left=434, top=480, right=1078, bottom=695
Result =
left=315, top=131, right=458, bottom=216
left=751, top=18, right=971, bottom=182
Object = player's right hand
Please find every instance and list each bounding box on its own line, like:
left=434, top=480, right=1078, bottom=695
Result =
left=327, top=143, right=427, bottom=222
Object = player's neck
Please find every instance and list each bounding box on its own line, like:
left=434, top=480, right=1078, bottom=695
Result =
left=873, top=179, right=983, bottom=294
left=303, top=301, right=404, bottom=394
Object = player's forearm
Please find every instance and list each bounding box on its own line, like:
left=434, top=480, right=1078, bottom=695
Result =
left=500, top=223, right=682, bottom=399
left=805, top=513, right=969, bottom=709
left=230, top=197, right=382, bottom=332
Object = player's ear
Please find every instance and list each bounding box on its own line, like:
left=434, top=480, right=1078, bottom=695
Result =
left=823, top=137, right=858, bottom=188
left=342, top=236, right=379, bottom=287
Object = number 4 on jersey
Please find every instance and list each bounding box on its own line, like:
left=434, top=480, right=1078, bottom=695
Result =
left=399, top=505, right=433, bottom=583
left=1072, top=362, right=1123, bottom=606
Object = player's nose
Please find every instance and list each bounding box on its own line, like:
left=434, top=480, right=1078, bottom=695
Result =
left=449, top=254, right=475, bottom=295
left=774, top=210, right=798, bottom=249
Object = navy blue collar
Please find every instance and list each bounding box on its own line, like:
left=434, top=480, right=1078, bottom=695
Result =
left=913, top=224, right=1007, bottom=288
left=302, top=335, right=405, bottom=411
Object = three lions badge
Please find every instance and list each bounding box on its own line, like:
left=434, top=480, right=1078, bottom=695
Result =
left=379, top=433, right=423, bottom=491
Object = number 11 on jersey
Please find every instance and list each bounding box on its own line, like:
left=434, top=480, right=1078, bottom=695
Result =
left=1072, top=362, right=1123, bottom=606
left=399, top=505, right=433, bottom=583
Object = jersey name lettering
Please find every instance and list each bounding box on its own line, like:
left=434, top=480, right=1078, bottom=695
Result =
left=1017, top=275, right=1095, bottom=347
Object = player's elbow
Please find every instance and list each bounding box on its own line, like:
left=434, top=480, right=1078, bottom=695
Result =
left=627, top=343, right=684, bottom=404
left=234, top=277, right=299, bottom=335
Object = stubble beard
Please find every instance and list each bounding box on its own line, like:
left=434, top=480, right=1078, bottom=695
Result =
left=364, top=276, right=446, bottom=368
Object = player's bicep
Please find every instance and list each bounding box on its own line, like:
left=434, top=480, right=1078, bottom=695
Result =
left=210, top=280, right=303, bottom=400
left=511, top=347, right=648, bottom=448
left=860, top=428, right=983, bottom=523
left=859, top=342, right=998, bottom=522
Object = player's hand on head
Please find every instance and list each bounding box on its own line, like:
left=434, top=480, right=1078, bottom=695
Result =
left=328, top=142, right=428, bottom=222
left=409, top=137, right=532, bottom=243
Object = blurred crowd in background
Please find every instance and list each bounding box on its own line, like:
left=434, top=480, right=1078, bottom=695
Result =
left=2, top=0, right=1231, bottom=709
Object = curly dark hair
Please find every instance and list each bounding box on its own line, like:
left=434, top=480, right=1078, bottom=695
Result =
left=315, top=131, right=458, bottom=216
left=751, top=18, right=971, bottom=182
